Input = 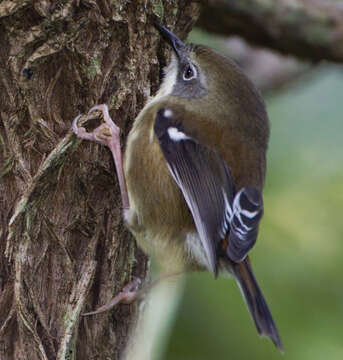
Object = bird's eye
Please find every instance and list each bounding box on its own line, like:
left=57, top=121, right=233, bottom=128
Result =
left=183, top=64, right=196, bottom=81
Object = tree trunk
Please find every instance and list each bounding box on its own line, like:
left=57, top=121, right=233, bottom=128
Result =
left=0, top=1, right=200, bottom=359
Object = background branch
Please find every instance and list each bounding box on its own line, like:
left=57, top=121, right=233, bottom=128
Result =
left=198, top=0, right=343, bottom=63
left=223, top=37, right=311, bottom=94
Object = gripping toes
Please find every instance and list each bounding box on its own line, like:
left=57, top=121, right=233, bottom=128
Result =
left=72, top=104, right=120, bottom=147
left=88, top=104, right=120, bottom=137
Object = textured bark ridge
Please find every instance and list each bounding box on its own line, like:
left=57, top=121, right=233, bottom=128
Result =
left=0, top=1, right=199, bottom=359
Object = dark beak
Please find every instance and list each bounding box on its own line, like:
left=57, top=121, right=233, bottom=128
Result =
left=155, top=23, right=185, bottom=58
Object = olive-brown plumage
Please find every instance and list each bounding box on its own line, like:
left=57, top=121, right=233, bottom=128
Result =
left=72, top=24, right=282, bottom=350
left=124, top=44, right=269, bottom=270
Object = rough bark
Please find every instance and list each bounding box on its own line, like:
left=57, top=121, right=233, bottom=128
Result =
left=0, top=1, right=200, bottom=359
left=198, top=0, right=343, bottom=63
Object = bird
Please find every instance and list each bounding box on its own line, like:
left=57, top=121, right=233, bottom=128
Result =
left=72, top=23, right=282, bottom=350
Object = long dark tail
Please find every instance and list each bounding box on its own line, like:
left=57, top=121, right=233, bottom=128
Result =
left=232, top=258, right=283, bottom=351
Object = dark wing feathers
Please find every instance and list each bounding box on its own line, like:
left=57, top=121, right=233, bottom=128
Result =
left=154, top=107, right=263, bottom=271
left=154, top=108, right=282, bottom=350
left=228, top=187, right=263, bottom=262
left=155, top=108, right=233, bottom=274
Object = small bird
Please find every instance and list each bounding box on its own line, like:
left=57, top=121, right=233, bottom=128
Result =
left=73, top=24, right=282, bottom=350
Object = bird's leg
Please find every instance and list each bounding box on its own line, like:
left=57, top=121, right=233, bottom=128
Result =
left=73, top=105, right=139, bottom=316
left=82, top=277, right=141, bottom=316
left=82, top=272, right=184, bottom=316
left=72, top=104, right=129, bottom=217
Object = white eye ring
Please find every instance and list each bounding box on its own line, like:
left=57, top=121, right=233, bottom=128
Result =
left=183, top=64, right=197, bottom=81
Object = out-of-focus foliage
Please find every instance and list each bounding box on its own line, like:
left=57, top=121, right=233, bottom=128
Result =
left=164, top=63, right=343, bottom=360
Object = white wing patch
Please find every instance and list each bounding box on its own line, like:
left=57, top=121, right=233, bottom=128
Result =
left=167, top=127, right=190, bottom=142
left=233, top=189, right=259, bottom=219
left=163, top=109, right=173, bottom=118
left=231, top=189, right=259, bottom=240
left=220, top=188, right=261, bottom=241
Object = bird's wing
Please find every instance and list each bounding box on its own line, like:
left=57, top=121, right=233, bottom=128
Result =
left=227, top=186, right=263, bottom=262
left=154, top=107, right=263, bottom=273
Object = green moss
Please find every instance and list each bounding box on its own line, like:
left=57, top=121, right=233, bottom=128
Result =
left=152, top=0, right=164, bottom=19
left=82, top=55, right=101, bottom=80
left=62, top=311, right=71, bottom=324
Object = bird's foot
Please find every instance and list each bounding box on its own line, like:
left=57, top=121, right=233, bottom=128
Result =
left=72, top=104, right=120, bottom=148
left=72, top=104, right=130, bottom=210
left=82, top=277, right=141, bottom=316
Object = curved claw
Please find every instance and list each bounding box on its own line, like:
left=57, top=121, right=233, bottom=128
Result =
left=88, top=104, right=109, bottom=116
left=88, top=103, right=120, bottom=135
left=72, top=105, right=117, bottom=144
left=72, top=113, right=97, bottom=141
left=72, top=114, right=82, bottom=134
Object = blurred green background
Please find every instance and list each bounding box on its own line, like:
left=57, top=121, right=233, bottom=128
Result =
left=163, top=32, right=343, bottom=360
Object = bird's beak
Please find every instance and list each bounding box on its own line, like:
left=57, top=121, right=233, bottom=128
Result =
left=155, top=23, right=185, bottom=58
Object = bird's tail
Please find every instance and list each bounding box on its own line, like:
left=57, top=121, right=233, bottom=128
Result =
left=231, top=258, right=283, bottom=351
